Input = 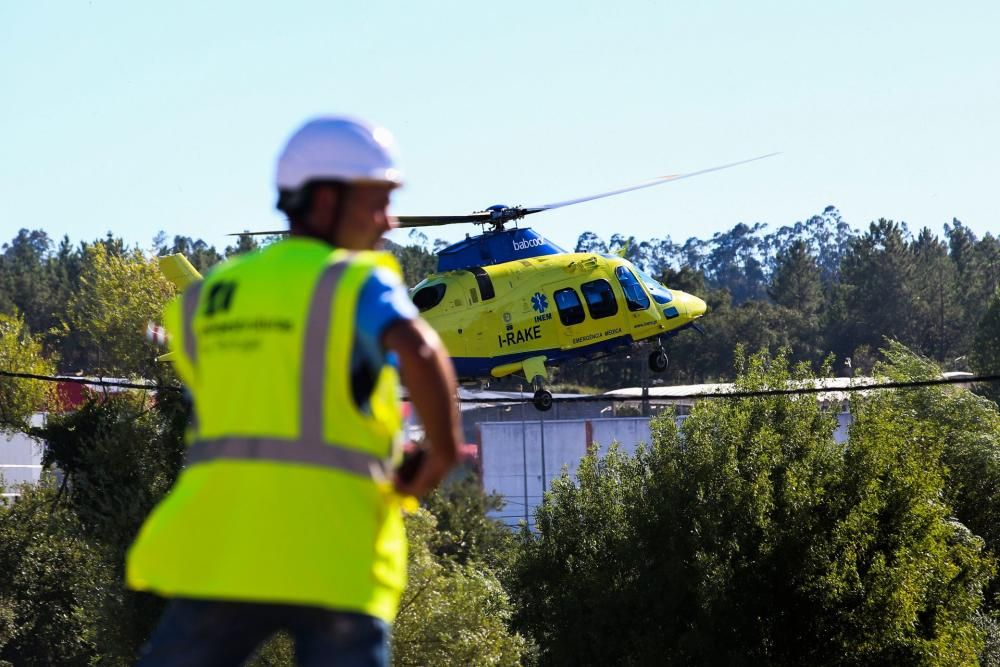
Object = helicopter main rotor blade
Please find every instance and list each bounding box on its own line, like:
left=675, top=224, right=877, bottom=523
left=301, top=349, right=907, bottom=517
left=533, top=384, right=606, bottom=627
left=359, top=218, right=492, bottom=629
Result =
left=229, top=153, right=778, bottom=235
left=225, top=213, right=495, bottom=237
left=395, top=213, right=493, bottom=228
left=527, top=152, right=780, bottom=213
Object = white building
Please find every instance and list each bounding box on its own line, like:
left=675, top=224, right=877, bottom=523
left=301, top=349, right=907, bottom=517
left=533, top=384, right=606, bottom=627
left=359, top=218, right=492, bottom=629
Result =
left=477, top=376, right=923, bottom=527
left=1, top=414, right=46, bottom=500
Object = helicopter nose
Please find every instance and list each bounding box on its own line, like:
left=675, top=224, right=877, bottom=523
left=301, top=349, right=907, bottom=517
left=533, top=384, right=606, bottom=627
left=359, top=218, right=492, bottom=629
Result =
left=669, top=291, right=707, bottom=319
left=686, top=294, right=707, bottom=318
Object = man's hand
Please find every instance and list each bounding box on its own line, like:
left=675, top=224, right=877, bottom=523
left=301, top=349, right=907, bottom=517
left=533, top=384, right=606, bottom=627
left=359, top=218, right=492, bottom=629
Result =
left=382, top=318, right=461, bottom=497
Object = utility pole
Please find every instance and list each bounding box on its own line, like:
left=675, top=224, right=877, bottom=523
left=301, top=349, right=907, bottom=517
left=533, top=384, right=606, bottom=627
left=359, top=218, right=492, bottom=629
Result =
left=641, top=353, right=649, bottom=417
left=520, top=384, right=528, bottom=525
left=539, top=405, right=547, bottom=496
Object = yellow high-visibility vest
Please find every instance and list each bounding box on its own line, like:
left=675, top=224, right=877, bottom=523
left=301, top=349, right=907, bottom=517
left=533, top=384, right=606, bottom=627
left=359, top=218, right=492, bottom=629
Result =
left=127, top=238, right=407, bottom=622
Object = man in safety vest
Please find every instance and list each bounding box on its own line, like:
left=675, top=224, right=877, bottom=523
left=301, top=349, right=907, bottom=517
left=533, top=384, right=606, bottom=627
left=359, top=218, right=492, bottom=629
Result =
left=127, top=116, right=462, bottom=666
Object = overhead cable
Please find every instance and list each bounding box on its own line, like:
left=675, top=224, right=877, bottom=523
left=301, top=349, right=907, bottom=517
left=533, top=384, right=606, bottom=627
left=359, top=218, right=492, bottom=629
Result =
left=0, top=370, right=181, bottom=393
left=2, top=369, right=999, bottom=403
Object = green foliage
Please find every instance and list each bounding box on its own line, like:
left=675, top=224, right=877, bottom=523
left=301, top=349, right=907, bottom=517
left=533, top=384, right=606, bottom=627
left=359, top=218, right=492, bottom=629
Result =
left=385, top=238, right=438, bottom=288
left=62, top=242, right=175, bottom=376
left=393, top=508, right=528, bottom=667
left=4, top=215, right=1000, bottom=664
left=972, top=287, right=1000, bottom=403
left=825, top=348, right=994, bottom=664
left=423, top=469, right=517, bottom=570
left=910, top=227, right=963, bottom=361
left=0, top=483, right=114, bottom=666
left=0, top=230, right=66, bottom=340
left=0, top=313, right=55, bottom=432
left=769, top=239, right=823, bottom=315
left=511, top=442, right=652, bottom=665
left=245, top=632, right=295, bottom=667
left=513, top=347, right=995, bottom=665
left=32, top=389, right=187, bottom=663
left=154, top=234, right=224, bottom=273
left=38, top=390, right=186, bottom=553
left=5, top=212, right=1000, bottom=386
left=207, top=499, right=525, bottom=667
left=877, top=342, right=1000, bottom=617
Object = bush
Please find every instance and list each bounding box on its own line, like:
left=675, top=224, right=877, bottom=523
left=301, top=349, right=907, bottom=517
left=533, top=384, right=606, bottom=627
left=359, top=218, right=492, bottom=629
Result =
left=0, top=483, right=113, bottom=666
left=393, top=508, right=528, bottom=666
left=513, top=347, right=995, bottom=665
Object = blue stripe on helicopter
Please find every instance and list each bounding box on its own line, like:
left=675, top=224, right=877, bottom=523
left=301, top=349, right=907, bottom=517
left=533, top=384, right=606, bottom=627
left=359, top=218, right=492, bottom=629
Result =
left=450, top=322, right=698, bottom=379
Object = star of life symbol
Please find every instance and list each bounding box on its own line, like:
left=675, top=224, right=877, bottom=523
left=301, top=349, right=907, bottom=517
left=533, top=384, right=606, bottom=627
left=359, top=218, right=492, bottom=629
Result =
left=531, top=292, right=548, bottom=314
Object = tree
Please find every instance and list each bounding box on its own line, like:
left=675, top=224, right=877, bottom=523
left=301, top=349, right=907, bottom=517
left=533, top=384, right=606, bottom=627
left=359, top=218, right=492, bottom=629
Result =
left=826, top=348, right=994, bottom=664
left=657, top=265, right=706, bottom=296
left=155, top=234, right=223, bottom=274
left=422, top=470, right=516, bottom=570
left=392, top=508, right=528, bottom=666
left=29, top=386, right=188, bottom=663
left=877, top=342, right=1000, bottom=612
left=909, top=227, right=962, bottom=362
left=949, top=222, right=1000, bottom=359
left=511, top=440, right=652, bottom=665
left=385, top=239, right=438, bottom=288
left=834, top=219, right=916, bottom=360
left=0, top=483, right=113, bottom=667
left=972, top=288, right=1000, bottom=403
left=768, top=240, right=826, bottom=365
left=0, top=230, right=59, bottom=338
left=62, top=243, right=175, bottom=376
left=768, top=240, right=823, bottom=315
left=574, top=231, right=607, bottom=254
left=0, top=313, right=55, bottom=432
left=703, top=222, right=769, bottom=303
left=243, top=508, right=531, bottom=666
left=224, top=232, right=261, bottom=257
left=512, top=347, right=994, bottom=665
left=791, top=206, right=854, bottom=284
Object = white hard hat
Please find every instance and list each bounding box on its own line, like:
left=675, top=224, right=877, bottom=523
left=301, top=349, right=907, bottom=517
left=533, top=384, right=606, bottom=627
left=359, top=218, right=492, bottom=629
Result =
left=275, top=116, right=403, bottom=191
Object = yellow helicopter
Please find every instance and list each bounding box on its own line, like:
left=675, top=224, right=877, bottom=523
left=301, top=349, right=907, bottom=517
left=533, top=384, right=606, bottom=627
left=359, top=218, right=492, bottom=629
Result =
left=388, top=153, right=776, bottom=410
left=158, top=154, right=775, bottom=410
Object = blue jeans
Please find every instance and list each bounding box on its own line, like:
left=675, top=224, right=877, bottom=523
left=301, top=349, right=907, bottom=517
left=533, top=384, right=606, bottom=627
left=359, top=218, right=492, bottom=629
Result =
left=135, top=598, right=389, bottom=667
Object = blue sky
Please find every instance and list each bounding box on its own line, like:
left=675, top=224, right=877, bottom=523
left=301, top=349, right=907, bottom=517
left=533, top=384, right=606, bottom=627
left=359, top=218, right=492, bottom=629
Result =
left=2, top=1, right=997, bottom=256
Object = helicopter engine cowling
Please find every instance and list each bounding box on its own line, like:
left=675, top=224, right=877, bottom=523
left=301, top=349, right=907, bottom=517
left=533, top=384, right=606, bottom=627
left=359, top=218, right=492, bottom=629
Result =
left=435, top=227, right=566, bottom=272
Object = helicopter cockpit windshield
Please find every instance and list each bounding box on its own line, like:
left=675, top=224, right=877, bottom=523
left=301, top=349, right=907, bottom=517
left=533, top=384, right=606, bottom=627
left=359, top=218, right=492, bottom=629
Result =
left=412, top=282, right=447, bottom=312
left=633, top=267, right=673, bottom=305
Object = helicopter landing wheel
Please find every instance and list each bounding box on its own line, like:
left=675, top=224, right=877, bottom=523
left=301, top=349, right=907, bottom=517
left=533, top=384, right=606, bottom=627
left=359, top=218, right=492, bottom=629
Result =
left=533, top=389, right=553, bottom=412
left=649, top=349, right=669, bottom=373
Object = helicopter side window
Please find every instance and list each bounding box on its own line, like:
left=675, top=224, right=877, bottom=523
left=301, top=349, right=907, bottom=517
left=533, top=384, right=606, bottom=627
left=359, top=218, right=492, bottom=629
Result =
left=614, top=266, right=650, bottom=311
left=553, top=288, right=585, bottom=326
left=580, top=279, right=619, bottom=319
left=412, top=283, right=447, bottom=312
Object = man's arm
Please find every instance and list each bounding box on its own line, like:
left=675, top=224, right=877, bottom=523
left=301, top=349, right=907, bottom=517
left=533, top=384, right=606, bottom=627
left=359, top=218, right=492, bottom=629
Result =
left=382, top=317, right=462, bottom=497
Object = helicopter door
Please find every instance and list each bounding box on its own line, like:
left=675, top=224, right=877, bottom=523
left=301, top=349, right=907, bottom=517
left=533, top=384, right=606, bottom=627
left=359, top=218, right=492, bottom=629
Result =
left=548, top=278, right=627, bottom=350
left=549, top=286, right=587, bottom=349
left=613, top=265, right=659, bottom=339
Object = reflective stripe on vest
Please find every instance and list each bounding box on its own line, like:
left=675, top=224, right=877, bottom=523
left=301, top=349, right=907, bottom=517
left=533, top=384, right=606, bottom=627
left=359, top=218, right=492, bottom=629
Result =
left=300, top=259, right=348, bottom=442
left=182, top=257, right=391, bottom=480
left=182, top=281, right=204, bottom=365
left=182, top=282, right=204, bottom=433
left=186, top=437, right=390, bottom=480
